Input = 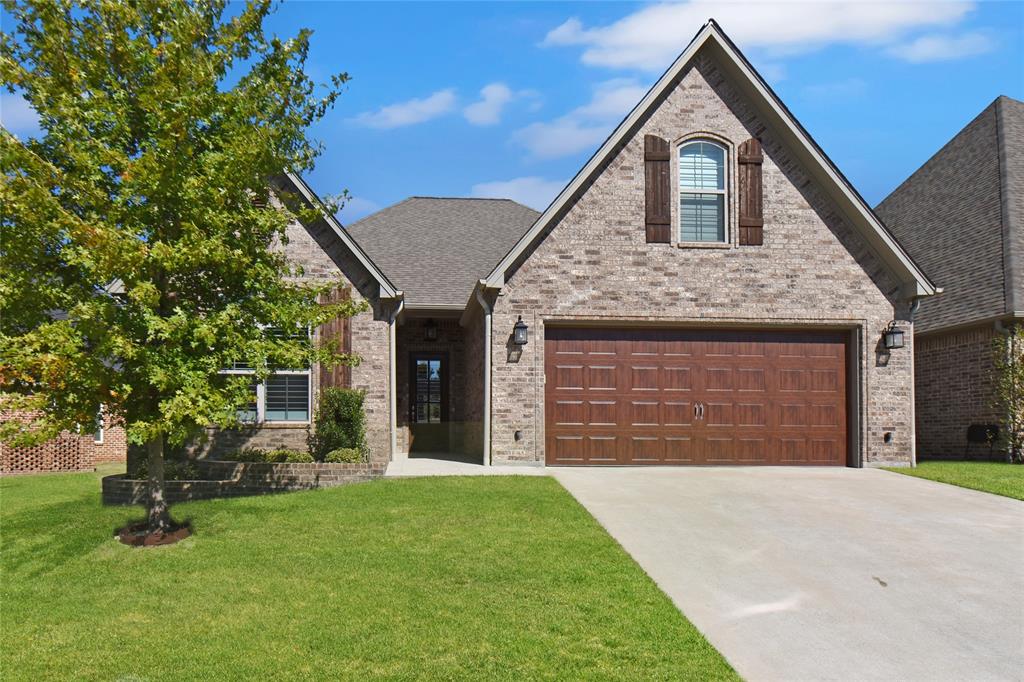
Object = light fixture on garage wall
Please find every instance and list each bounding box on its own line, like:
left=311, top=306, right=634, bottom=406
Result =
left=882, top=322, right=905, bottom=350
left=513, top=316, right=529, bottom=346
left=424, top=318, right=438, bottom=342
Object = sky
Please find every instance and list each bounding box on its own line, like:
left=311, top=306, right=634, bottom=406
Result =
left=3, top=1, right=1023, bottom=222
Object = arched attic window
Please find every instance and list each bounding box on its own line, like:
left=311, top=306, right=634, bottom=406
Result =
left=679, top=139, right=727, bottom=242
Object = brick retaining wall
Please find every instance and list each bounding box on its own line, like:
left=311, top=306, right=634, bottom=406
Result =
left=102, top=460, right=385, bottom=505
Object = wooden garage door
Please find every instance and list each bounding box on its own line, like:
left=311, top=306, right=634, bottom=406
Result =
left=544, top=328, right=848, bottom=466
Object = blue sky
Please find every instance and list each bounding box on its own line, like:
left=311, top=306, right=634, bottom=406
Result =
left=3, top=1, right=1022, bottom=221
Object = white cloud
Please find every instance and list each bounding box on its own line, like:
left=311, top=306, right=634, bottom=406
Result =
left=464, top=83, right=514, bottom=125
left=886, top=31, right=995, bottom=63
left=542, top=2, right=976, bottom=70
left=339, top=196, right=381, bottom=222
left=512, top=78, right=646, bottom=160
left=352, top=88, right=456, bottom=129
left=0, top=93, right=40, bottom=137
left=471, top=176, right=566, bottom=211
left=463, top=83, right=544, bottom=125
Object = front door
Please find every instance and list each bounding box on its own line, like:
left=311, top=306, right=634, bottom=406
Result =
left=409, top=353, right=449, bottom=453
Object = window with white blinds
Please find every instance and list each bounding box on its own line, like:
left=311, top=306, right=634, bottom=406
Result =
left=679, top=140, right=727, bottom=242
left=221, top=327, right=311, bottom=423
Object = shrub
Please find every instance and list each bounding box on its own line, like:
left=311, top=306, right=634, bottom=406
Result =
left=268, top=449, right=313, bottom=463
left=132, top=459, right=201, bottom=481
left=224, top=447, right=269, bottom=462
left=310, top=388, right=367, bottom=461
left=324, top=447, right=363, bottom=463
left=221, top=448, right=311, bottom=463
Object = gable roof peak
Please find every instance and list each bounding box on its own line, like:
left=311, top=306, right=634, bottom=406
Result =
left=482, top=18, right=935, bottom=298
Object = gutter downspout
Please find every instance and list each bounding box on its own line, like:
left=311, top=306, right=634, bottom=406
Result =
left=908, top=298, right=922, bottom=467
left=389, top=295, right=405, bottom=461
left=995, top=318, right=1015, bottom=463
left=475, top=286, right=492, bottom=467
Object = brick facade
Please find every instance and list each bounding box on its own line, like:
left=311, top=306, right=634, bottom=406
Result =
left=1, top=410, right=127, bottom=475
left=915, top=324, right=1003, bottom=459
left=196, top=211, right=394, bottom=464
left=487, top=52, right=916, bottom=467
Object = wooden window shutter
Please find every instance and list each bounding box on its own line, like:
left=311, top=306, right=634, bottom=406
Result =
left=318, top=286, right=352, bottom=389
left=738, top=138, right=764, bottom=245
left=644, top=134, right=671, bottom=243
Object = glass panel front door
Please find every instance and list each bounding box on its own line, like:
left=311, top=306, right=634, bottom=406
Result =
left=412, top=356, right=445, bottom=423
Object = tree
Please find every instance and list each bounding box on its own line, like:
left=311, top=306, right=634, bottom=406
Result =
left=0, top=0, right=365, bottom=532
left=993, top=326, right=1024, bottom=464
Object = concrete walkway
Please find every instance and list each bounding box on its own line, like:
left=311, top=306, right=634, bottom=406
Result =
left=384, top=454, right=546, bottom=477
left=552, top=466, right=1024, bottom=682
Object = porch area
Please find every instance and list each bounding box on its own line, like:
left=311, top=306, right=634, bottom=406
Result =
left=395, top=314, right=485, bottom=463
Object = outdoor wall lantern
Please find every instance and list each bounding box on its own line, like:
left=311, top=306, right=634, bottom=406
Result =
left=882, top=322, right=905, bottom=350
left=424, top=318, right=438, bottom=342
left=513, top=316, right=529, bottom=345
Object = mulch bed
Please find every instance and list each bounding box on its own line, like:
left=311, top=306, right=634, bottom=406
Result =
left=116, top=521, right=192, bottom=547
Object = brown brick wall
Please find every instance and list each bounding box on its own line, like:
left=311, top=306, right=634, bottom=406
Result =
left=915, top=324, right=1003, bottom=459
left=488, top=52, right=915, bottom=467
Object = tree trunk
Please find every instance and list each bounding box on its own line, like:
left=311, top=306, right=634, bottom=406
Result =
left=146, top=434, right=172, bottom=532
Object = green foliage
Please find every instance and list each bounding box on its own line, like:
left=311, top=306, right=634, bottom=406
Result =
left=267, top=448, right=312, bottom=463
left=0, top=1, right=367, bottom=453
left=131, top=459, right=201, bottom=482
left=325, top=447, right=363, bottom=464
left=221, top=447, right=311, bottom=463
left=222, top=447, right=268, bottom=463
left=310, top=388, right=367, bottom=460
left=992, top=328, right=1024, bottom=463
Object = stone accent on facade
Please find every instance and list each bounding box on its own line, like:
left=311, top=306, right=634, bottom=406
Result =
left=915, top=323, right=1003, bottom=459
left=102, top=460, right=384, bottom=505
left=488, top=52, right=916, bottom=467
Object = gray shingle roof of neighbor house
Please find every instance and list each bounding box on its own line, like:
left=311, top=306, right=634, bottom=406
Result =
left=344, top=197, right=540, bottom=308
left=876, top=96, right=1023, bottom=334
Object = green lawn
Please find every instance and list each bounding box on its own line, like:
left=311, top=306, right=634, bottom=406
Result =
left=0, top=468, right=735, bottom=681
left=884, top=461, right=1024, bottom=500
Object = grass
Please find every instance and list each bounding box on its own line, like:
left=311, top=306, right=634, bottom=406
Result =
left=884, top=461, right=1024, bottom=500
left=0, top=468, right=735, bottom=681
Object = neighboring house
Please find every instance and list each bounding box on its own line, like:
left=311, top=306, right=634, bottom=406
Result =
left=0, top=410, right=127, bottom=475
left=209, top=20, right=935, bottom=468
left=876, top=96, right=1023, bottom=459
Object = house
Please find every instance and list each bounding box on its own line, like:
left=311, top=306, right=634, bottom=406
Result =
left=876, top=96, right=1023, bottom=459
left=0, top=410, right=126, bottom=475
left=213, top=20, right=935, bottom=468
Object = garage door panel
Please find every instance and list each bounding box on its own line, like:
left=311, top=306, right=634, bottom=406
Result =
left=630, top=436, right=663, bottom=462
left=630, top=366, right=660, bottom=392
left=545, top=327, right=847, bottom=466
left=665, top=436, right=697, bottom=463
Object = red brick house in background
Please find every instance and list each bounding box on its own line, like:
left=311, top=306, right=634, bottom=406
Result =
left=0, top=410, right=126, bottom=475
left=876, top=96, right=1023, bottom=460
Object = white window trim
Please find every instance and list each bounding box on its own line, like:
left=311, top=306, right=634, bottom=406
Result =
left=219, top=326, right=313, bottom=425
left=677, top=138, right=729, bottom=245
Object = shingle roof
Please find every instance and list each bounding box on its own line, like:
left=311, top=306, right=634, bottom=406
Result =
left=876, top=96, right=1023, bottom=333
left=344, top=197, right=539, bottom=308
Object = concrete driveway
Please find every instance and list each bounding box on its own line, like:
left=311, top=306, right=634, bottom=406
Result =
left=552, top=466, right=1024, bottom=682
